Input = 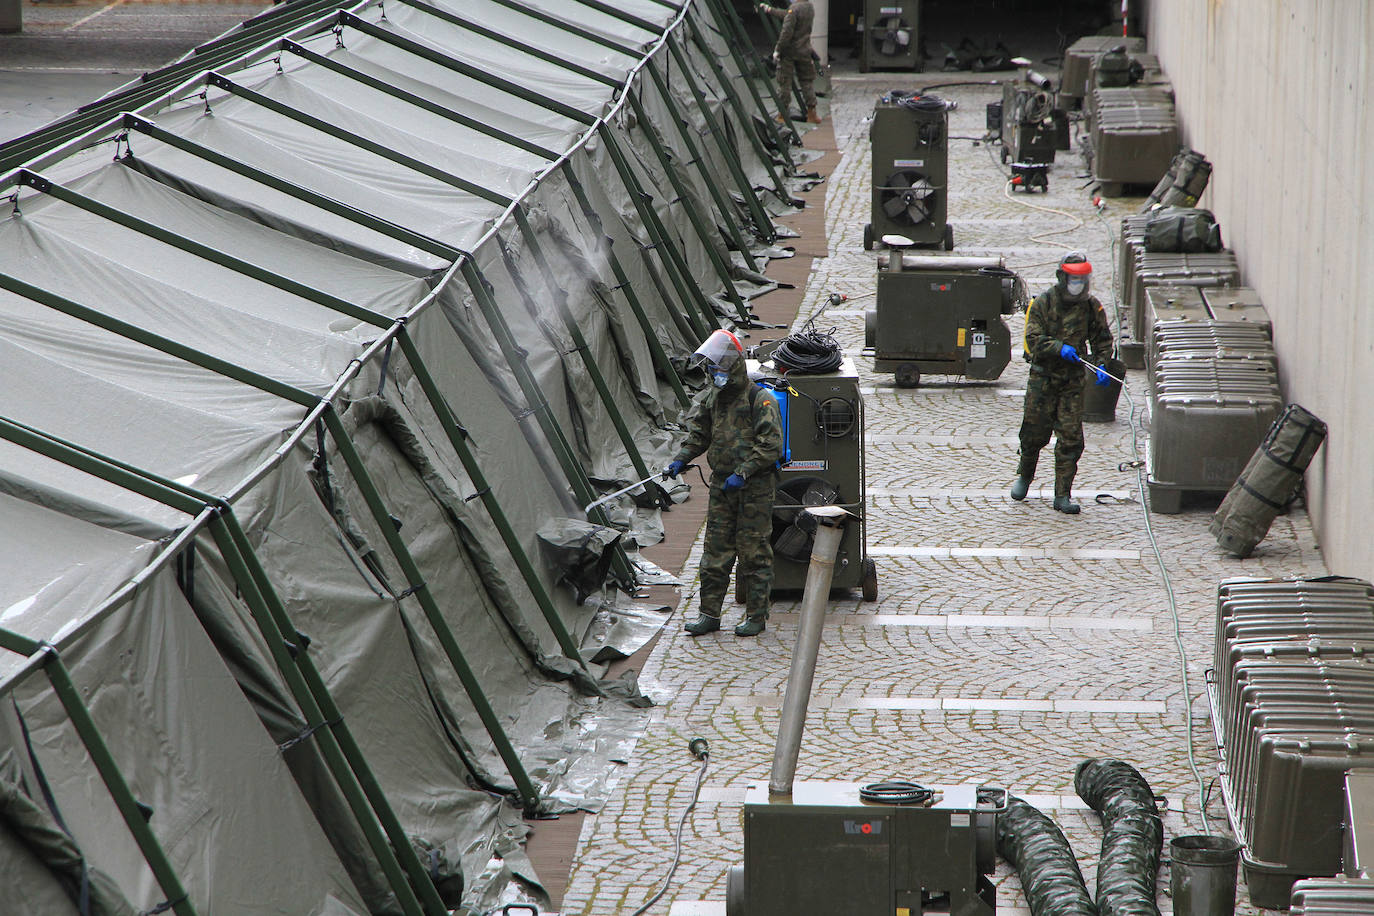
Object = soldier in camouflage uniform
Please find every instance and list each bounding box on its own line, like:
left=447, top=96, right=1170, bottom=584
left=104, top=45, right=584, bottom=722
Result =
left=759, top=0, right=821, bottom=124
left=1011, top=253, right=1114, bottom=514
left=666, top=330, right=785, bottom=637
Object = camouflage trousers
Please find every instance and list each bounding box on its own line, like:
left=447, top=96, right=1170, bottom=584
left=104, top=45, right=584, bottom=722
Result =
left=776, top=54, right=817, bottom=114
left=1017, top=373, right=1086, bottom=498
left=698, top=473, right=776, bottom=620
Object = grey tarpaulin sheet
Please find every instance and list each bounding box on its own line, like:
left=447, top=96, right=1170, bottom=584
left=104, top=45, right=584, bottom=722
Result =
left=0, top=494, right=370, bottom=915
left=0, top=0, right=807, bottom=908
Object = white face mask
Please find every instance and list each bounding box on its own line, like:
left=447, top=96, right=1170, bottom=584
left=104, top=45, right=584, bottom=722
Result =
left=711, top=370, right=730, bottom=388
left=1065, top=277, right=1088, bottom=297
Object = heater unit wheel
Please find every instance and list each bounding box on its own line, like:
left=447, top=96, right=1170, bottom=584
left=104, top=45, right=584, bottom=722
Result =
left=943, top=223, right=955, bottom=251
left=894, top=363, right=921, bottom=388
left=861, top=557, right=878, bottom=602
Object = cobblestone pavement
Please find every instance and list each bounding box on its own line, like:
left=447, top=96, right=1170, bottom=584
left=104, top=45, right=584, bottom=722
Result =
left=559, top=66, right=1325, bottom=916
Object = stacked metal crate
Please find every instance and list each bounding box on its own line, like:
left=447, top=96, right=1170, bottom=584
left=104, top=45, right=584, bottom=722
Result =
left=1145, top=286, right=1280, bottom=512
left=1291, top=877, right=1374, bottom=914
left=1087, top=63, right=1178, bottom=195
left=1057, top=35, right=1145, bottom=108
left=1208, top=576, right=1374, bottom=908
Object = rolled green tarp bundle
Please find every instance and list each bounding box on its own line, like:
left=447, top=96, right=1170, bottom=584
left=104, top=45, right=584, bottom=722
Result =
left=1075, top=759, right=1163, bottom=916
left=1210, top=403, right=1327, bottom=558
left=996, top=795, right=1098, bottom=916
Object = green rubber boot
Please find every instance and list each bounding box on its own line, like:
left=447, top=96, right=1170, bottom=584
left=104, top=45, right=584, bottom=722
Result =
left=684, top=614, right=722, bottom=636
left=1010, top=476, right=1033, bottom=501
left=734, top=615, right=767, bottom=637
left=1053, top=495, right=1081, bottom=515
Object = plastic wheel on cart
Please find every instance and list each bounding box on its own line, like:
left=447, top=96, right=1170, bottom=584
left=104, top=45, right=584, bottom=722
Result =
left=895, top=363, right=921, bottom=388
left=861, top=557, right=878, bottom=602
left=863, top=222, right=874, bottom=251
left=942, top=223, right=954, bottom=251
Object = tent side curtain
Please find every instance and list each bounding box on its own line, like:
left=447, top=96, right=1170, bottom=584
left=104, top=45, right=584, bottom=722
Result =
left=0, top=0, right=804, bottom=911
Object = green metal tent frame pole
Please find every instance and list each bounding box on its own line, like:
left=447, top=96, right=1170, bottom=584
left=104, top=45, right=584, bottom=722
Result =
left=557, top=0, right=783, bottom=233
left=269, top=50, right=692, bottom=408
left=0, top=271, right=542, bottom=815
left=624, top=83, right=760, bottom=275
left=642, top=54, right=765, bottom=258
left=332, top=10, right=721, bottom=338
left=682, top=9, right=798, bottom=172
left=663, top=32, right=787, bottom=222
left=0, top=418, right=442, bottom=916
left=115, top=118, right=596, bottom=665
left=19, top=166, right=591, bottom=671
left=201, top=75, right=659, bottom=523
left=558, top=162, right=691, bottom=409
left=700, top=0, right=803, bottom=146
left=0, top=636, right=199, bottom=916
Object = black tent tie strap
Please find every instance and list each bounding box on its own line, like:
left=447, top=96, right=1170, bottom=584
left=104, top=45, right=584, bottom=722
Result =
left=140, top=895, right=188, bottom=916
left=277, top=717, right=342, bottom=753
left=463, top=487, right=491, bottom=503
left=375, top=338, right=394, bottom=396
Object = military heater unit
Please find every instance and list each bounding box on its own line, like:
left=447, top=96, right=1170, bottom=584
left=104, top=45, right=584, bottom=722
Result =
left=727, top=782, right=1004, bottom=914
left=864, top=242, right=1020, bottom=387
left=747, top=357, right=875, bottom=601
left=865, top=92, right=954, bottom=251
left=859, top=0, right=920, bottom=72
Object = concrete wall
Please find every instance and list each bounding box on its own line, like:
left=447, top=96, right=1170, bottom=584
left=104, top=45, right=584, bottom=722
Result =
left=1145, top=1, right=1374, bottom=581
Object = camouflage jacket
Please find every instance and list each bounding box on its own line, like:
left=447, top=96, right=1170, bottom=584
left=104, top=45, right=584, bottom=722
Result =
left=1023, top=287, right=1114, bottom=383
left=673, top=366, right=784, bottom=482
left=770, top=1, right=815, bottom=60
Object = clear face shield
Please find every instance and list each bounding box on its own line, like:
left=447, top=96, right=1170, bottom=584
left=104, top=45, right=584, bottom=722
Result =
left=1059, top=256, right=1092, bottom=299
left=688, top=330, right=743, bottom=386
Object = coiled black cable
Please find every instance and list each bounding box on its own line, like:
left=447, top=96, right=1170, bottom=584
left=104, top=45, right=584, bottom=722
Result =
left=859, top=780, right=935, bottom=805
left=772, top=324, right=843, bottom=374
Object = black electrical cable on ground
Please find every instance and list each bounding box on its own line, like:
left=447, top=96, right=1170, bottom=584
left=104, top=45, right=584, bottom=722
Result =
left=859, top=780, right=934, bottom=805
left=628, top=739, right=710, bottom=916
left=772, top=323, right=843, bottom=374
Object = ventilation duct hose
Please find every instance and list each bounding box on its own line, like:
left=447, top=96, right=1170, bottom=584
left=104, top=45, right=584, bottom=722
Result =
left=995, top=795, right=1097, bottom=916
left=1075, top=759, right=1163, bottom=916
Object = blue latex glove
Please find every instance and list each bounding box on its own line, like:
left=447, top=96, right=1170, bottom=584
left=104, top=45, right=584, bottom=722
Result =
left=1059, top=343, right=1079, bottom=363
left=1093, top=365, right=1111, bottom=387
left=664, top=460, right=686, bottom=479
left=723, top=473, right=746, bottom=492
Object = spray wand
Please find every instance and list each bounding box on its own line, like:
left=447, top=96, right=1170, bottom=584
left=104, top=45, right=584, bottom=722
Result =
left=1078, top=355, right=1127, bottom=386
left=582, top=467, right=693, bottom=516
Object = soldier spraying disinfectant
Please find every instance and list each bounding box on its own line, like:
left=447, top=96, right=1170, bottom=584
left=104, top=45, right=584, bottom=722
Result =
left=1011, top=253, right=1114, bottom=514
left=665, top=330, right=785, bottom=637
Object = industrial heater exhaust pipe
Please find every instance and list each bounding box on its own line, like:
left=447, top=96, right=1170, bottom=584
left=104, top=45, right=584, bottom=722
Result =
left=768, top=505, right=852, bottom=796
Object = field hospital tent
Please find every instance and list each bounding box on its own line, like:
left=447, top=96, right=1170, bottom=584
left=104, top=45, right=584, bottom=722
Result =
left=0, top=0, right=821, bottom=911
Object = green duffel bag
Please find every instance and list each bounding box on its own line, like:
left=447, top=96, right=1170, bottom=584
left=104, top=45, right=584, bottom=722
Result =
left=1143, top=207, right=1224, bottom=253
left=1210, top=403, right=1327, bottom=558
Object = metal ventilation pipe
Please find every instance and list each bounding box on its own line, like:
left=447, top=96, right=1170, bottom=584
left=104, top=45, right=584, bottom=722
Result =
left=768, top=505, right=851, bottom=796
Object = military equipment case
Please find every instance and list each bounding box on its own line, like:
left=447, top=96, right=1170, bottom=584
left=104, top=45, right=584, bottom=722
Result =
left=1058, top=35, right=1145, bottom=105
left=1090, top=97, right=1180, bottom=189
left=1130, top=251, right=1241, bottom=334
left=1208, top=577, right=1374, bottom=909
left=1291, top=877, right=1374, bottom=915
left=1210, top=404, right=1328, bottom=557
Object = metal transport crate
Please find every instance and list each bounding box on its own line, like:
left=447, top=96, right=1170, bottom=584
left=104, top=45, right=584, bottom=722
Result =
left=1058, top=35, right=1145, bottom=105
left=1207, top=577, right=1374, bottom=909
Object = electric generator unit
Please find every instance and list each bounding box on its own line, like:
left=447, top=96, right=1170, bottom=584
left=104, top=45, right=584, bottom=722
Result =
left=747, top=356, right=875, bottom=601
left=727, top=782, right=1004, bottom=915
left=859, top=0, right=919, bottom=72
left=863, top=243, right=1020, bottom=387
left=999, top=74, right=1058, bottom=166
left=865, top=92, right=954, bottom=251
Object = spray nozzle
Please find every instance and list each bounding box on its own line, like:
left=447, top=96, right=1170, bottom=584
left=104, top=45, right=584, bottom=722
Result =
left=827, top=292, right=848, bottom=306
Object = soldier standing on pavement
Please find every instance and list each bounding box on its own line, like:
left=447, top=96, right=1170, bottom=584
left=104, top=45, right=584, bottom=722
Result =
left=665, top=330, right=784, bottom=637
left=759, top=0, right=821, bottom=124
left=1010, top=253, right=1114, bottom=514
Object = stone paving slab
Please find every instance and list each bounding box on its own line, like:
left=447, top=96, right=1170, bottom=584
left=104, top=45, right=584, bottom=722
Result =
left=558, top=65, right=1321, bottom=916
